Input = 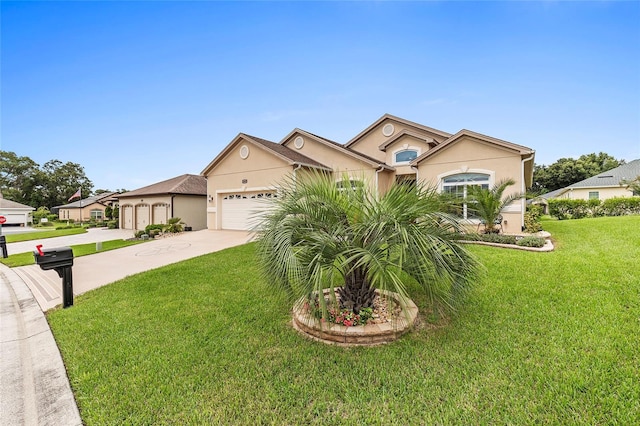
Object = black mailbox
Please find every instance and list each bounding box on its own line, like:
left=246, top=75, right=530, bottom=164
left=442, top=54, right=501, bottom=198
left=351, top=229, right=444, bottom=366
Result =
left=33, top=247, right=74, bottom=270
left=34, top=246, right=75, bottom=308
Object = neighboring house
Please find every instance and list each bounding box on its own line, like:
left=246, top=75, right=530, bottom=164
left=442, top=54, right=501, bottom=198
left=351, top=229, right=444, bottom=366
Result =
left=201, top=113, right=535, bottom=233
left=0, top=193, right=35, bottom=226
left=117, top=174, right=207, bottom=231
left=56, top=192, right=118, bottom=222
left=540, top=159, right=640, bottom=201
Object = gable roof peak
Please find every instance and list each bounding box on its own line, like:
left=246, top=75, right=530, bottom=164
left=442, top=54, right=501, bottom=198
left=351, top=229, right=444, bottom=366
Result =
left=345, top=113, right=452, bottom=148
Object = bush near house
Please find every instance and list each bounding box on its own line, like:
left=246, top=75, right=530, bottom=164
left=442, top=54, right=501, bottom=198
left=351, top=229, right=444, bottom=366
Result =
left=549, top=196, right=640, bottom=219
left=524, top=204, right=543, bottom=233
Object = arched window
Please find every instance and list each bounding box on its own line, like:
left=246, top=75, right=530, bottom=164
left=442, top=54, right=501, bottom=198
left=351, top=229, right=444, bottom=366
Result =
left=442, top=173, right=490, bottom=219
left=394, top=149, right=418, bottom=164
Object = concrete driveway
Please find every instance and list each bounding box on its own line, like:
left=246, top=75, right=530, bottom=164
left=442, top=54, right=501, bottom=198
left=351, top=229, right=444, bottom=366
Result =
left=14, top=229, right=252, bottom=311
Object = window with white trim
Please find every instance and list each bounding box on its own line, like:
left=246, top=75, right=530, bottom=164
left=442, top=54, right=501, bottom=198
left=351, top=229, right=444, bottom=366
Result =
left=90, top=209, right=104, bottom=220
left=394, top=149, right=418, bottom=164
left=442, top=173, right=490, bottom=219
left=588, top=191, right=599, bottom=200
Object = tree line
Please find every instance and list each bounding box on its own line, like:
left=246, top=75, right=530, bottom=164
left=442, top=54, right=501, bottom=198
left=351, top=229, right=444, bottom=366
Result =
left=0, top=150, right=126, bottom=209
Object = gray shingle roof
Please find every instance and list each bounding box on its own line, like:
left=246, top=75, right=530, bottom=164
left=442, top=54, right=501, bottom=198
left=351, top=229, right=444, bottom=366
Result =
left=0, top=197, right=35, bottom=210
left=244, top=134, right=330, bottom=169
left=567, top=159, right=640, bottom=188
left=56, top=192, right=117, bottom=209
left=118, top=174, right=207, bottom=198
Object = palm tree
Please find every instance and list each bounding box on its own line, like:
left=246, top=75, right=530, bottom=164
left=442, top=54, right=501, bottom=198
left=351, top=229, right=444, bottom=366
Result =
left=466, top=178, right=523, bottom=233
left=256, top=172, right=480, bottom=319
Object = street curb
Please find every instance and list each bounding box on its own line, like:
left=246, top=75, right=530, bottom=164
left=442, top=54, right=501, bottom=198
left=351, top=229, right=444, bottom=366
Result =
left=0, top=264, right=82, bottom=426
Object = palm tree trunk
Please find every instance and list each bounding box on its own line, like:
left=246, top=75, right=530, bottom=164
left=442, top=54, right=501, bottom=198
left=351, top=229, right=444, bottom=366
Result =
left=337, top=265, right=376, bottom=314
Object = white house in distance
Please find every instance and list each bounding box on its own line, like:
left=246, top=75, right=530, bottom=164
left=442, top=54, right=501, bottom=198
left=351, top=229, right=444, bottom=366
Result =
left=541, top=159, right=640, bottom=201
left=0, top=193, right=35, bottom=226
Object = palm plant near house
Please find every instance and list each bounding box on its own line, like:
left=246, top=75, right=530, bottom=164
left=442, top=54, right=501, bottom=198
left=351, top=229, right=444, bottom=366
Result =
left=256, top=172, right=481, bottom=320
left=466, top=178, right=523, bottom=234
left=164, top=217, right=184, bottom=233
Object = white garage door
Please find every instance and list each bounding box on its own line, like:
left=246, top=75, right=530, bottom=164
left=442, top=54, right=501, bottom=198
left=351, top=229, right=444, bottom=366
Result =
left=4, top=213, right=28, bottom=225
left=153, top=204, right=168, bottom=225
left=221, top=192, right=277, bottom=231
left=122, top=206, right=133, bottom=229
left=136, top=205, right=150, bottom=230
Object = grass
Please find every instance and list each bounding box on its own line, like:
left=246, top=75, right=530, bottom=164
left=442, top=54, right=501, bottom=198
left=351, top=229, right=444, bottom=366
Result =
left=47, top=216, right=640, bottom=424
left=3, top=227, right=86, bottom=243
left=1, top=239, right=146, bottom=267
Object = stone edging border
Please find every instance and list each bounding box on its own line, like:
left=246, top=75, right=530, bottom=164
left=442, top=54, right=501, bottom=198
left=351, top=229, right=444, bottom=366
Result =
left=292, top=289, right=419, bottom=346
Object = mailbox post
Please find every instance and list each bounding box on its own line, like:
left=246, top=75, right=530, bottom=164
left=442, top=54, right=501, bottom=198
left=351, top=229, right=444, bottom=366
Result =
left=0, top=236, right=7, bottom=259
left=33, top=245, right=75, bottom=308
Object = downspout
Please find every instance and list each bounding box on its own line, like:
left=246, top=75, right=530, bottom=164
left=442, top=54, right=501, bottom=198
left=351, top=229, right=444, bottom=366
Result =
left=521, top=154, right=535, bottom=231
left=293, top=164, right=302, bottom=187
left=170, top=195, right=175, bottom=219
left=411, top=165, right=419, bottom=182
left=375, top=166, right=385, bottom=195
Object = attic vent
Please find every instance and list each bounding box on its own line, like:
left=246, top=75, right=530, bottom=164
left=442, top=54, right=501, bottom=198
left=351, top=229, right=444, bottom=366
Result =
left=598, top=175, right=613, bottom=178
left=382, top=123, right=395, bottom=137
left=239, top=145, right=249, bottom=159
left=294, top=136, right=304, bottom=149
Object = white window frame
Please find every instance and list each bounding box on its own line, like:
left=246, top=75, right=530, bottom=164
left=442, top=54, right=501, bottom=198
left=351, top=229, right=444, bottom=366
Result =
left=438, top=169, right=495, bottom=221
left=90, top=209, right=104, bottom=220
left=391, top=145, right=421, bottom=165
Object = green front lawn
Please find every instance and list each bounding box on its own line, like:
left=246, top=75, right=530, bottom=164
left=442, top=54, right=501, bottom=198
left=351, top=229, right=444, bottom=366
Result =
left=1, top=239, right=147, bottom=267
left=4, top=227, right=86, bottom=243
left=47, top=216, right=640, bottom=424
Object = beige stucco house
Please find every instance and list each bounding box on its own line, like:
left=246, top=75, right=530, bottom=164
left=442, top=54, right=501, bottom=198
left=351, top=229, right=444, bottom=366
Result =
left=201, top=114, right=535, bottom=234
left=117, top=174, right=207, bottom=231
left=57, top=192, right=118, bottom=222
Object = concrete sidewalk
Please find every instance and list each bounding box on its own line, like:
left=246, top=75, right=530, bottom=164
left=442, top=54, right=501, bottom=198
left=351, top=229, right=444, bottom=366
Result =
left=0, top=229, right=251, bottom=425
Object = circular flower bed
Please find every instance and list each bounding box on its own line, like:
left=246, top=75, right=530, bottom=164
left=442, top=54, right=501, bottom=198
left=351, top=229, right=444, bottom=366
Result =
left=292, top=288, right=419, bottom=346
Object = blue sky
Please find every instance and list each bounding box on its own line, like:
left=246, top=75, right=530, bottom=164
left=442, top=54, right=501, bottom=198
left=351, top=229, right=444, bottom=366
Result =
left=2, top=1, right=639, bottom=192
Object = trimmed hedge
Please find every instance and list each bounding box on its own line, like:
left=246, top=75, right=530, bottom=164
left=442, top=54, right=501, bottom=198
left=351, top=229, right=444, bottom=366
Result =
left=516, top=236, right=546, bottom=248
left=548, top=196, right=640, bottom=219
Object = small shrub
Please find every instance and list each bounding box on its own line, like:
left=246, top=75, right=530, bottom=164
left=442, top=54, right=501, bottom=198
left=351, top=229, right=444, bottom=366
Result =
left=134, top=231, right=146, bottom=238
left=145, top=224, right=164, bottom=234
left=107, top=220, right=118, bottom=229
left=524, top=204, right=543, bottom=233
left=165, top=217, right=184, bottom=233
left=35, top=221, right=55, bottom=227
left=516, top=236, right=546, bottom=248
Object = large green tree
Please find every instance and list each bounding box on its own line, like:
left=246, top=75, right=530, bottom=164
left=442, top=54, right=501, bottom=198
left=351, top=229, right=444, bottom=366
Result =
left=256, top=172, right=480, bottom=318
left=40, top=160, right=93, bottom=208
left=0, top=151, right=93, bottom=208
left=532, top=152, right=624, bottom=194
left=0, top=151, right=43, bottom=206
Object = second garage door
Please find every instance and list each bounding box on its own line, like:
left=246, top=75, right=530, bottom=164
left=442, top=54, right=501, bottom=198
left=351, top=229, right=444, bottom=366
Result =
left=221, top=192, right=276, bottom=230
